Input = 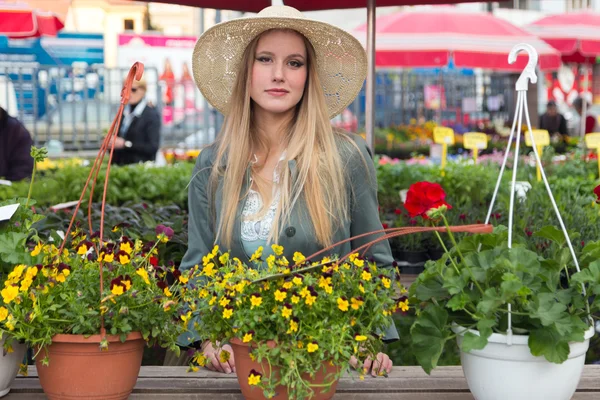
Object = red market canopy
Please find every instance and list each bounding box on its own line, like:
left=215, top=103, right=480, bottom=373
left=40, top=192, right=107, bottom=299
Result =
left=142, top=0, right=270, bottom=13
left=527, top=12, right=600, bottom=63
left=284, top=0, right=484, bottom=11
left=353, top=7, right=562, bottom=71
left=0, top=5, right=64, bottom=38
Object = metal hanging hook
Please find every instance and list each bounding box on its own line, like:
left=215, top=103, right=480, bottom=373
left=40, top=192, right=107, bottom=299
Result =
left=509, top=43, right=538, bottom=92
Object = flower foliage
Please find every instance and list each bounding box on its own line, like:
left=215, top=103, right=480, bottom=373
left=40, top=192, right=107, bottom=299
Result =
left=184, top=245, right=403, bottom=399
left=407, top=181, right=595, bottom=374
left=0, top=224, right=187, bottom=365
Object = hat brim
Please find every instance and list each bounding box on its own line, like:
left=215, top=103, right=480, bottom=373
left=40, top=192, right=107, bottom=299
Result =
left=192, top=16, right=367, bottom=119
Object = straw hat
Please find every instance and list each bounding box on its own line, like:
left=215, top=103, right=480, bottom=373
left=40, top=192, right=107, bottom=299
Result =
left=192, top=5, right=367, bottom=119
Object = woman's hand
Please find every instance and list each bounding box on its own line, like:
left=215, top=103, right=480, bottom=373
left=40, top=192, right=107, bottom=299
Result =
left=202, top=341, right=236, bottom=374
left=350, top=352, right=393, bottom=377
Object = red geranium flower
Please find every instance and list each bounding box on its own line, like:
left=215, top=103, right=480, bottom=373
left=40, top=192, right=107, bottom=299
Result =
left=404, top=182, right=452, bottom=219
left=594, top=185, right=600, bottom=204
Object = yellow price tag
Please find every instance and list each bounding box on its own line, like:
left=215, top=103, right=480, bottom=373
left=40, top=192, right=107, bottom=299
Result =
left=463, top=132, right=488, bottom=150
left=585, top=132, right=600, bottom=148
left=433, top=127, right=455, bottom=145
left=585, top=133, right=600, bottom=179
left=524, top=129, right=550, bottom=147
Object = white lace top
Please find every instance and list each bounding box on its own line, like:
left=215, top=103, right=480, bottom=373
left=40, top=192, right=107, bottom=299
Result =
left=240, top=152, right=285, bottom=257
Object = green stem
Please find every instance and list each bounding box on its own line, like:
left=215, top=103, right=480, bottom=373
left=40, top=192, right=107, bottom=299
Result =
left=46, top=318, right=75, bottom=323
left=441, top=215, right=466, bottom=264
left=498, top=308, right=530, bottom=317
left=433, top=230, right=461, bottom=276
left=441, top=215, right=485, bottom=295
left=128, top=301, right=154, bottom=310
left=25, top=162, right=37, bottom=208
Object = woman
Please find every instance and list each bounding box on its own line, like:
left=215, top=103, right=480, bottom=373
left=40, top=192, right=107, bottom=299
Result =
left=179, top=5, right=398, bottom=377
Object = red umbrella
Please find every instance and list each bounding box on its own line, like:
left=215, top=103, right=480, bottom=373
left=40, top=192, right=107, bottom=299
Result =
left=145, top=0, right=270, bottom=13
left=285, top=0, right=483, bottom=11
left=527, top=12, right=600, bottom=63
left=353, top=7, right=561, bottom=71
left=527, top=12, right=600, bottom=136
left=0, top=5, right=64, bottom=38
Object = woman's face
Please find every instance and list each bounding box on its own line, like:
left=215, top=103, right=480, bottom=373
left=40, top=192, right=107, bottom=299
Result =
left=250, top=30, right=308, bottom=117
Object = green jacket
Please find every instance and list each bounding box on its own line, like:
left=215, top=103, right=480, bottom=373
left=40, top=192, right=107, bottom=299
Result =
left=179, top=133, right=399, bottom=344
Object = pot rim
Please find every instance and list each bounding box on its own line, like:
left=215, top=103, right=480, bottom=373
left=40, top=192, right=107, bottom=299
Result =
left=50, top=331, right=143, bottom=344
left=230, top=337, right=277, bottom=349
left=451, top=323, right=595, bottom=345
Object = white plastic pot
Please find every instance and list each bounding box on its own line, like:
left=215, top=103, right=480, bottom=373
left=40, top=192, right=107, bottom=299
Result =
left=0, top=337, right=26, bottom=397
left=452, top=324, right=594, bottom=400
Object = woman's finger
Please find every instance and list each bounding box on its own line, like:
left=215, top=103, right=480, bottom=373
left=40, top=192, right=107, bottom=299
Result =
left=372, top=353, right=384, bottom=377
left=207, top=353, right=222, bottom=372
left=216, top=349, right=232, bottom=374
left=223, top=345, right=236, bottom=373
left=362, top=356, right=373, bottom=375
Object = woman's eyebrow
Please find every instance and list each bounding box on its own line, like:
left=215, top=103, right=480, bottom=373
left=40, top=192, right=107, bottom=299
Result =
left=256, top=50, right=305, bottom=60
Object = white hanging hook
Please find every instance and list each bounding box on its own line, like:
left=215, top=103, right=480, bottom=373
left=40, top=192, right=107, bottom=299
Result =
left=509, top=43, right=538, bottom=92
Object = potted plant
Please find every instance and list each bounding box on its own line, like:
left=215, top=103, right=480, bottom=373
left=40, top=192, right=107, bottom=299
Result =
left=0, top=63, right=188, bottom=400
left=185, top=245, right=402, bottom=400
left=1, top=220, right=187, bottom=399
left=406, top=181, right=595, bottom=400
left=0, top=147, right=49, bottom=397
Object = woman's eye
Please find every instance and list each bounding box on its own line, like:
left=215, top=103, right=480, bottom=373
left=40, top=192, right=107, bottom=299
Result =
left=256, top=56, right=271, bottom=63
left=289, top=60, right=304, bottom=68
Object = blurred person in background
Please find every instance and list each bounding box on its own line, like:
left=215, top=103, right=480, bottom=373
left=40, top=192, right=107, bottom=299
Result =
left=112, top=78, right=162, bottom=165
left=573, top=97, right=599, bottom=135
left=539, top=100, right=567, bottom=138
left=0, top=106, right=34, bottom=181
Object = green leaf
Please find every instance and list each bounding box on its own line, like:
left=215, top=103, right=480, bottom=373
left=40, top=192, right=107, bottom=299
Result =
left=411, top=272, right=447, bottom=302
left=528, top=328, right=570, bottom=364
left=461, top=331, right=488, bottom=353
left=446, top=293, right=471, bottom=312
left=0, top=231, right=28, bottom=264
left=410, top=304, right=449, bottom=374
left=442, top=269, right=468, bottom=295
left=500, top=273, right=523, bottom=297
left=534, top=226, right=566, bottom=247
left=476, top=288, right=503, bottom=315
left=530, top=293, right=567, bottom=327
left=506, top=248, right=540, bottom=273
left=572, top=260, right=600, bottom=284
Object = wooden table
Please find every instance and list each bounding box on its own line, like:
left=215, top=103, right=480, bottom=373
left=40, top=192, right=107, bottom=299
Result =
left=6, top=365, right=600, bottom=399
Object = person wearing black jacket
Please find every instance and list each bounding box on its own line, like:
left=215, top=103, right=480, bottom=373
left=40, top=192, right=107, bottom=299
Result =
left=0, top=106, right=34, bottom=181
left=539, top=100, right=567, bottom=138
left=112, top=78, right=161, bottom=165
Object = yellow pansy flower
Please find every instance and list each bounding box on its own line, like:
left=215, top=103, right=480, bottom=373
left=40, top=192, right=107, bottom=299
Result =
left=120, top=242, right=133, bottom=255
left=222, top=308, right=233, bottom=319
left=248, top=371, right=261, bottom=386
left=281, top=306, right=292, bottom=319
left=337, top=297, right=349, bottom=312
left=243, top=332, right=253, bottom=343
left=250, top=246, right=263, bottom=262
left=274, top=290, right=287, bottom=302
left=250, top=295, right=262, bottom=309
left=136, top=268, right=150, bottom=285
left=293, top=252, right=305, bottom=264
left=307, top=343, right=319, bottom=353
left=271, top=244, right=284, bottom=256
left=0, top=307, right=8, bottom=321
left=30, top=242, right=43, bottom=257
left=1, top=285, right=19, bottom=304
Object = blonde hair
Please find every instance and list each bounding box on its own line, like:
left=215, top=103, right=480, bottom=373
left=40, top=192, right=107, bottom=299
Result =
left=210, top=29, right=350, bottom=249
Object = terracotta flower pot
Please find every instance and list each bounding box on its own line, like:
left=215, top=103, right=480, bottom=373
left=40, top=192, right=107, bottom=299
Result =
left=35, top=332, right=144, bottom=400
left=230, top=338, right=340, bottom=400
